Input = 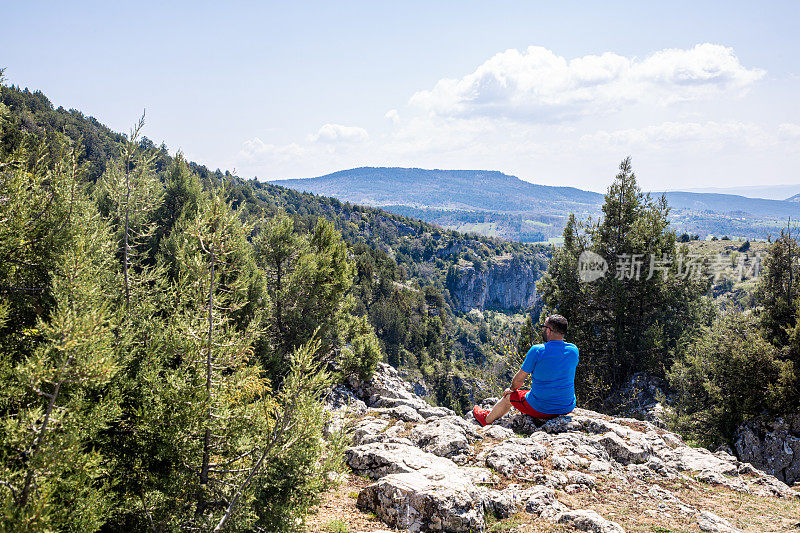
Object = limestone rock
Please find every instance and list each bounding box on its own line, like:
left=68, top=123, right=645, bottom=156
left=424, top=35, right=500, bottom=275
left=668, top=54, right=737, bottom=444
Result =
left=410, top=417, right=476, bottom=464
left=323, top=385, right=368, bottom=434
left=374, top=396, right=456, bottom=419
left=660, top=446, right=738, bottom=475
left=483, top=484, right=566, bottom=520
left=696, top=510, right=742, bottom=532
left=347, top=362, right=418, bottom=406
left=555, top=509, right=625, bottom=532
left=479, top=425, right=514, bottom=440
left=735, top=414, right=800, bottom=486
left=324, top=384, right=368, bottom=414
left=447, top=256, right=541, bottom=313
left=351, top=417, right=390, bottom=446
left=567, top=471, right=598, bottom=487
left=370, top=404, right=426, bottom=423
left=592, top=432, right=652, bottom=465
left=357, top=471, right=486, bottom=533
left=345, top=442, right=461, bottom=480
left=479, top=437, right=549, bottom=476
left=336, top=358, right=799, bottom=532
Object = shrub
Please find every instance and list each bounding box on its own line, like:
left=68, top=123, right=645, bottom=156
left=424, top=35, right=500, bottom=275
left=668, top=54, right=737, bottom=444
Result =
left=667, top=312, right=795, bottom=448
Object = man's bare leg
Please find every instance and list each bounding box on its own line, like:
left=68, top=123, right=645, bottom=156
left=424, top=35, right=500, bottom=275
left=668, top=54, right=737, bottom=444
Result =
left=485, top=395, right=512, bottom=424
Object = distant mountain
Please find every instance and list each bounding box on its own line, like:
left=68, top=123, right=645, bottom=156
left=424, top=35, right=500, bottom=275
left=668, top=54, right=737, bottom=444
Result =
left=787, top=193, right=800, bottom=203
left=683, top=184, right=800, bottom=201
left=273, top=167, right=603, bottom=212
left=272, top=167, right=800, bottom=241
left=657, top=191, right=800, bottom=219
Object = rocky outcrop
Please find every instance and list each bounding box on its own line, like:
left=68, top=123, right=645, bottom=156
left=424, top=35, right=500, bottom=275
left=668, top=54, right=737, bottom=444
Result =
left=556, top=509, right=625, bottom=533
left=327, top=363, right=798, bottom=532
left=448, top=256, right=542, bottom=312
left=735, top=413, right=800, bottom=486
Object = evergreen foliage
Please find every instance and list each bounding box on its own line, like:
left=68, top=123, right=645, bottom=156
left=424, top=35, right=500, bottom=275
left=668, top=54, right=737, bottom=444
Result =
left=0, top=107, right=375, bottom=530
left=537, top=158, right=709, bottom=406
left=668, top=229, right=800, bottom=447
left=667, top=312, right=794, bottom=448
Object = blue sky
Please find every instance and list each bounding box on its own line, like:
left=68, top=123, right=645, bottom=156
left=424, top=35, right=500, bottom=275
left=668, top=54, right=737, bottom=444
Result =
left=3, top=1, right=799, bottom=192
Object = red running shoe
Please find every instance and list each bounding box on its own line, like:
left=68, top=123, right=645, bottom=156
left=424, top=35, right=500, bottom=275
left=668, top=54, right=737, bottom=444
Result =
left=472, top=405, right=489, bottom=427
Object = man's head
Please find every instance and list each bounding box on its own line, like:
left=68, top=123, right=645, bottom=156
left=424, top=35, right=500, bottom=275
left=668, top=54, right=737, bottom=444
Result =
left=542, top=314, right=568, bottom=342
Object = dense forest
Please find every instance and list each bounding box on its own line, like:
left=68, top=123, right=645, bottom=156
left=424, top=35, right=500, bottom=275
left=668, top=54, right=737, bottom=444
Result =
left=0, top=79, right=550, bottom=411
left=2, top=72, right=799, bottom=531
left=0, top=75, right=549, bottom=529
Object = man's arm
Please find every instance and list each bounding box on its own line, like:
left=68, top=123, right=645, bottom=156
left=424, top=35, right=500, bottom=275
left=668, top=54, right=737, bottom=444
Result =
left=503, top=369, right=529, bottom=397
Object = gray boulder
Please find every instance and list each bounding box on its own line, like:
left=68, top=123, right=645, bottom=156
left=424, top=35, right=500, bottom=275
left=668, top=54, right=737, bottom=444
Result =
left=478, top=437, right=549, bottom=476
left=357, top=471, right=486, bottom=533
left=555, top=509, right=625, bottom=532
left=347, top=362, right=419, bottom=406
left=735, top=414, right=800, bottom=486
left=592, top=432, right=652, bottom=465
left=323, top=385, right=368, bottom=434
left=345, top=442, right=461, bottom=480
left=410, top=417, right=478, bottom=464
left=370, top=404, right=426, bottom=423
left=484, top=484, right=565, bottom=519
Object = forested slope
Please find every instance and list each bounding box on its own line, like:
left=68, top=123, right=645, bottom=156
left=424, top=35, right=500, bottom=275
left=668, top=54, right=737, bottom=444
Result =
left=0, top=79, right=549, bottom=413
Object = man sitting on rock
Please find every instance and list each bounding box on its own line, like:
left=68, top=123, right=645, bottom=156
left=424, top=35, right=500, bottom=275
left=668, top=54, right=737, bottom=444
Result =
left=473, top=314, right=578, bottom=426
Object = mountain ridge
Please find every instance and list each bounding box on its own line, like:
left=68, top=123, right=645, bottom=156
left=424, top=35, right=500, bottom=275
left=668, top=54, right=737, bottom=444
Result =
left=273, top=166, right=603, bottom=212
left=272, top=167, right=800, bottom=240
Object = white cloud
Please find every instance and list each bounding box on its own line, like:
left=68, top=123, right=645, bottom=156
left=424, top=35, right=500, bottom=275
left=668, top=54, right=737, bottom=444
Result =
left=410, top=44, right=765, bottom=122
left=778, top=123, right=800, bottom=140
left=239, top=137, right=307, bottom=162
left=580, top=121, right=773, bottom=152
left=231, top=44, right=797, bottom=190
left=307, top=123, right=369, bottom=143
left=385, top=109, right=400, bottom=125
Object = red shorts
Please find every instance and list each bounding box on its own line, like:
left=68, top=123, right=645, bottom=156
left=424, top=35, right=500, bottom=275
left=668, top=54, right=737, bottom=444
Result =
left=508, top=390, right=562, bottom=419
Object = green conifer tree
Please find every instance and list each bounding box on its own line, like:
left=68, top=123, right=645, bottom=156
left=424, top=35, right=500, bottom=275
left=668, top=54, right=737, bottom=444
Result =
left=537, top=157, right=707, bottom=405
left=0, top=184, right=120, bottom=531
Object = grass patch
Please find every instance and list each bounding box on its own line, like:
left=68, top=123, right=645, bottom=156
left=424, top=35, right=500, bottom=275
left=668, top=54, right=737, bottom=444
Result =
left=322, top=519, right=349, bottom=533
left=485, top=513, right=527, bottom=532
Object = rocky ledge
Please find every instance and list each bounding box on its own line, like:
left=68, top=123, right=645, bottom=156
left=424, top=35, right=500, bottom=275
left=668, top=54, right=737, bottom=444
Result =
left=324, top=364, right=799, bottom=532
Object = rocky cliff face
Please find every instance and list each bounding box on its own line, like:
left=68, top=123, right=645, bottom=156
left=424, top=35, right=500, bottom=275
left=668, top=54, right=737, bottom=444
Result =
left=324, top=363, right=799, bottom=533
left=448, top=256, right=542, bottom=313
left=735, top=413, right=800, bottom=486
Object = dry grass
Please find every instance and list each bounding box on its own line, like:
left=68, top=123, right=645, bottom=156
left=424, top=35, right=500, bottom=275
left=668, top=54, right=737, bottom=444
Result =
left=307, top=471, right=799, bottom=532
left=539, top=474, right=800, bottom=533
left=304, top=473, right=395, bottom=533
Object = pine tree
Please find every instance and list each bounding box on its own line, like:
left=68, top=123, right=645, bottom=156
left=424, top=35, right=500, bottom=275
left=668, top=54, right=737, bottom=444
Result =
left=755, top=228, right=800, bottom=345
left=94, top=114, right=163, bottom=307
left=0, top=180, right=120, bottom=531
left=255, top=213, right=368, bottom=380
left=537, top=158, right=708, bottom=405
left=162, top=190, right=267, bottom=529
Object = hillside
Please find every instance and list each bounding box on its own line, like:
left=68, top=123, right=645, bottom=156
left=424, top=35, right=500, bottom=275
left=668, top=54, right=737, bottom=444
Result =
left=273, top=168, right=800, bottom=241
left=312, top=363, right=800, bottom=532
left=0, top=80, right=549, bottom=415
left=273, top=167, right=602, bottom=213
left=5, top=78, right=799, bottom=533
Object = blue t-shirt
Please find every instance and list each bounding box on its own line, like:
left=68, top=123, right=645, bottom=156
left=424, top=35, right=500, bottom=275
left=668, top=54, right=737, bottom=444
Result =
left=520, top=341, right=579, bottom=414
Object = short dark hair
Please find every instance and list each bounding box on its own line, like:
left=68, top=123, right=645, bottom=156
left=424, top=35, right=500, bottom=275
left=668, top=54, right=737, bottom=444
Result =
left=546, top=314, right=568, bottom=335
